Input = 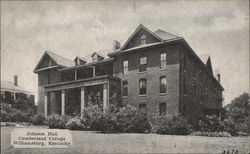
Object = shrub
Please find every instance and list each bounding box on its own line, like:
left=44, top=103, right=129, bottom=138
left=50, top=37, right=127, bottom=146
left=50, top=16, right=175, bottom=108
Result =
left=31, top=114, right=46, bottom=125
left=191, top=131, right=231, bottom=137
left=102, top=105, right=151, bottom=133
left=1, top=103, right=15, bottom=122
left=9, top=109, right=30, bottom=123
left=47, top=114, right=71, bottom=129
left=114, top=105, right=137, bottom=133
left=197, top=116, right=224, bottom=132
left=58, top=115, right=72, bottom=129
left=47, top=114, right=61, bottom=128
left=66, top=117, right=85, bottom=130
left=156, top=115, right=192, bottom=135
left=0, top=102, right=33, bottom=123
left=81, top=105, right=104, bottom=131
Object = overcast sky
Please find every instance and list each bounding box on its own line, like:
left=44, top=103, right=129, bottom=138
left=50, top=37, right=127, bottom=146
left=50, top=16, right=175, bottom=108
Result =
left=1, top=0, right=249, bottom=105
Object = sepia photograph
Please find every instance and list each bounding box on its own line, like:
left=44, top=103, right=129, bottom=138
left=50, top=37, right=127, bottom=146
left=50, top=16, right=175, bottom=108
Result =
left=1, top=0, right=249, bottom=153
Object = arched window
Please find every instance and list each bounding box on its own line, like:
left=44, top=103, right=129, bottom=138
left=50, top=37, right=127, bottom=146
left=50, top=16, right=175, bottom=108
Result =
left=139, top=79, right=147, bottom=95
left=140, top=34, right=146, bottom=45
left=160, top=76, right=167, bottom=93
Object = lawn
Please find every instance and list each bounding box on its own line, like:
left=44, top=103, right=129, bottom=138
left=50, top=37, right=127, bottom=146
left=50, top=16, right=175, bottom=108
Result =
left=1, top=126, right=249, bottom=154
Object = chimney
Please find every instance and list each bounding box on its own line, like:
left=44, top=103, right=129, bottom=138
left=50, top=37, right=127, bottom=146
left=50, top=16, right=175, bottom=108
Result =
left=14, top=75, right=18, bottom=86
left=113, top=40, right=121, bottom=51
left=217, top=74, right=221, bottom=83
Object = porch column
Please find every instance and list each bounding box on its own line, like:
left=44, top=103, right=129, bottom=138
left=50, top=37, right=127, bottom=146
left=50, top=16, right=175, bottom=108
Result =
left=74, top=69, right=77, bottom=80
left=80, top=87, right=85, bottom=118
left=61, top=90, right=65, bottom=116
left=103, top=83, right=109, bottom=113
left=93, top=67, right=95, bottom=77
left=44, top=92, right=48, bottom=118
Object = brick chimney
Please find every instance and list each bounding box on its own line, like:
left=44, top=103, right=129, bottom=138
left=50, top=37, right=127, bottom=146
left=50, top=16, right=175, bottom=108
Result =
left=14, top=75, right=18, bottom=86
left=113, top=40, right=121, bottom=51
left=217, top=74, right=221, bottom=83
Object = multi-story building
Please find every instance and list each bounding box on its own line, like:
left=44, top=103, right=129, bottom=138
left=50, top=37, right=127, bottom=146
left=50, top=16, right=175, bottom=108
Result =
left=34, top=24, right=224, bottom=124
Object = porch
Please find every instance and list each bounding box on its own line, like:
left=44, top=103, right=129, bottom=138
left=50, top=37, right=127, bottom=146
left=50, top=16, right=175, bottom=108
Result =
left=43, top=75, right=121, bottom=118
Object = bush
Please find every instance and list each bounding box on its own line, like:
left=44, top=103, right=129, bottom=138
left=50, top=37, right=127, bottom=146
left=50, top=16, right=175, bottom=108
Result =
left=102, top=105, right=151, bottom=133
left=47, top=114, right=71, bottom=129
left=58, top=115, right=72, bottom=129
left=191, top=131, right=231, bottom=137
left=156, top=115, right=192, bottom=135
left=31, top=114, right=46, bottom=125
left=9, top=109, right=30, bottom=123
left=81, top=105, right=104, bottom=131
left=47, top=114, right=61, bottom=128
left=66, top=117, right=85, bottom=130
left=197, top=116, right=224, bottom=132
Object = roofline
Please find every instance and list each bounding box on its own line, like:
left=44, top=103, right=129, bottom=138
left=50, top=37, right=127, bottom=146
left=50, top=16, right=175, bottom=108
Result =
left=33, top=51, right=74, bottom=73
left=108, top=37, right=183, bottom=57
left=119, top=24, right=164, bottom=51
left=33, top=65, right=61, bottom=73
left=181, top=39, right=224, bottom=90
left=91, top=52, right=105, bottom=58
left=59, top=58, right=114, bottom=71
left=1, top=88, right=34, bottom=94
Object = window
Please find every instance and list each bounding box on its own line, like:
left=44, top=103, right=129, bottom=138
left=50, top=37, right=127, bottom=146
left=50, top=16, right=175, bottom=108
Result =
left=159, top=103, right=166, bottom=115
left=122, top=60, right=128, bottom=75
left=139, top=79, right=147, bottom=95
left=122, top=81, right=128, bottom=97
left=139, top=57, right=147, bottom=72
left=160, top=76, right=167, bottom=93
left=140, top=34, right=146, bottom=45
left=139, top=104, right=147, bottom=113
left=160, top=53, right=167, bottom=69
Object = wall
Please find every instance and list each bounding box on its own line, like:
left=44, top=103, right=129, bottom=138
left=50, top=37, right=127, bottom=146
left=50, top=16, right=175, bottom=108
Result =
left=179, top=44, right=223, bottom=124
left=113, top=43, right=181, bottom=117
left=37, top=69, right=61, bottom=115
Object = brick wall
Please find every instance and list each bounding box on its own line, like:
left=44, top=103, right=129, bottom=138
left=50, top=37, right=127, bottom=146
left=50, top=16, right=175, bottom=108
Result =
left=113, top=43, right=181, bottom=116
left=179, top=44, right=223, bottom=124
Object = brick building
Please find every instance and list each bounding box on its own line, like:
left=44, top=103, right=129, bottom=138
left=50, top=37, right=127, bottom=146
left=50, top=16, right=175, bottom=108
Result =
left=34, top=24, right=224, bottom=124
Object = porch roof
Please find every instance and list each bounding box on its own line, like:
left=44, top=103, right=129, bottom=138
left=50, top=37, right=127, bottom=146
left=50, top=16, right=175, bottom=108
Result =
left=44, top=75, right=120, bottom=92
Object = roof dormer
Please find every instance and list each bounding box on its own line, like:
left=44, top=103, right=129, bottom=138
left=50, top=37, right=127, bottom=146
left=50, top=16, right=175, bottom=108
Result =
left=91, top=52, right=104, bottom=62
left=74, top=56, right=87, bottom=66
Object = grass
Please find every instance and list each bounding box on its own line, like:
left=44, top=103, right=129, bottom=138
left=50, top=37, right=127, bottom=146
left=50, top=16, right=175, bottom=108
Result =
left=1, top=126, right=249, bottom=154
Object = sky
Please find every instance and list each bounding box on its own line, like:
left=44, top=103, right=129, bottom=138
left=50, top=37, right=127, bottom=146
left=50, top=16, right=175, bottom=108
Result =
left=1, top=0, right=249, bottom=105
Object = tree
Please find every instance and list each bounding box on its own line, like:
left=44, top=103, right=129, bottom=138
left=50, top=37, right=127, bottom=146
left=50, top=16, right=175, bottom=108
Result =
left=224, top=93, right=250, bottom=134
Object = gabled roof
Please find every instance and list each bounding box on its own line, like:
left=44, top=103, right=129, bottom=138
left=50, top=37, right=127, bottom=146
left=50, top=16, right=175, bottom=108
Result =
left=199, top=54, right=214, bottom=75
left=119, top=24, right=164, bottom=51
left=33, top=51, right=74, bottom=72
left=109, top=24, right=182, bottom=57
left=206, top=56, right=213, bottom=75
left=74, top=56, right=87, bottom=62
left=1, top=80, right=33, bottom=94
left=91, top=52, right=105, bottom=58
left=154, top=29, right=179, bottom=40
left=199, top=54, right=210, bottom=65
left=46, top=51, right=74, bottom=67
